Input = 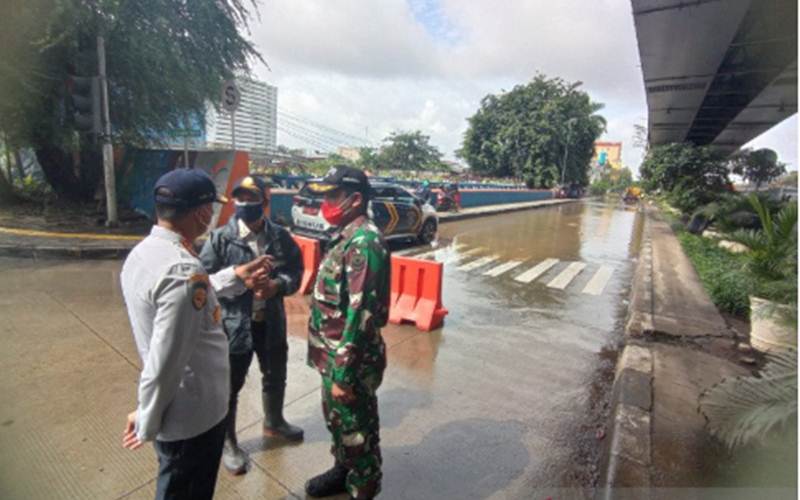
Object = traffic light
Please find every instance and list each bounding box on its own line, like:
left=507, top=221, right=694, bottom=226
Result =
left=66, top=75, right=102, bottom=136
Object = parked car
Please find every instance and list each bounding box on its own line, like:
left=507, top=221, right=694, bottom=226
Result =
left=291, top=180, right=439, bottom=245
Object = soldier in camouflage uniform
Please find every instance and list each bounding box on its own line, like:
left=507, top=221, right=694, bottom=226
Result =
left=304, top=166, right=389, bottom=500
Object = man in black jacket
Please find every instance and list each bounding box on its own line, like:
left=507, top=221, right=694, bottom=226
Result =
left=200, top=175, right=304, bottom=475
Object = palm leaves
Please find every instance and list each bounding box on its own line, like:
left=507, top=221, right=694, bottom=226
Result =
left=728, top=194, right=797, bottom=281
left=699, top=194, right=798, bottom=449
left=699, top=351, right=797, bottom=449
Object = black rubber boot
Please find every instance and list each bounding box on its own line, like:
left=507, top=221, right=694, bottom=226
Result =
left=305, top=463, right=348, bottom=498
left=262, top=387, right=304, bottom=441
left=221, top=405, right=248, bottom=475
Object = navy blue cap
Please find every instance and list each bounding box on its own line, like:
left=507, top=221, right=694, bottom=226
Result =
left=154, top=169, right=229, bottom=208
left=231, top=175, right=269, bottom=198
left=306, top=165, right=369, bottom=195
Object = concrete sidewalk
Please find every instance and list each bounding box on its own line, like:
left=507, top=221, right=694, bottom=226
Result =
left=0, top=198, right=576, bottom=259
left=597, top=206, right=797, bottom=499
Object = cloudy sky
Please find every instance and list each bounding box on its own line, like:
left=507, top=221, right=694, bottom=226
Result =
left=247, top=0, right=797, bottom=174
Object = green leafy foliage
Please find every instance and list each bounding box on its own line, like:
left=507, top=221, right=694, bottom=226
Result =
left=700, top=350, right=797, bottom=450
left=677, top=232, right=753, bottom=316
left=357, top=147, right=381, bottom=173
left=459, top=74, right=606, bottom=188
left=726, top=196, right=797, bottom=311
left=640, top=143, right=731, bottom=213
left=729, top=148, right=787, bottom=188
left=589, top=167, right=634, bottom=195
left=305, top=155, right=356, bottom=176
left=0, top=0, right=262, bottom=199
left=710, top=192, right=784, bottom=233
left=377, top=131, right=444, bottom=172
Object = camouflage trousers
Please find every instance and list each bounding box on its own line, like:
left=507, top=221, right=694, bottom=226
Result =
left=320, top=375, right=382, bottom=499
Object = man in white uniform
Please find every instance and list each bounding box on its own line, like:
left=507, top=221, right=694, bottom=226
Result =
left=120, top=169, right=267, bottom=500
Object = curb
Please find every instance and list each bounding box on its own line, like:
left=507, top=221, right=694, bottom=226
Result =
left=0, top=199, right=577, bottom=260
left=597, top=344, right=654, bottom=498
left=597, top=213, right=654, bottom=498
left=0, top=244, right=133, bottom=260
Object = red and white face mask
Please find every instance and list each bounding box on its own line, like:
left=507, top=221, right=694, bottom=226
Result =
left=320, top=193, right=355, bottom=227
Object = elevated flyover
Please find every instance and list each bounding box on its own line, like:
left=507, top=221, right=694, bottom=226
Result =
left=633, top=0, right=797, bottom=154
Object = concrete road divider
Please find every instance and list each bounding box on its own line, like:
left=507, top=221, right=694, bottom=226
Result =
left=292, top=235, right=321, bottom=295
left=389, top=255, right=448, bottom=331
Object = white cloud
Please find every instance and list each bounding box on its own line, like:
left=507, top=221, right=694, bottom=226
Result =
left=247, top=0, right=796, bottom=173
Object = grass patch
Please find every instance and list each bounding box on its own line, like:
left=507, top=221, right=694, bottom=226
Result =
left=676, top=232, right=753, bottom=317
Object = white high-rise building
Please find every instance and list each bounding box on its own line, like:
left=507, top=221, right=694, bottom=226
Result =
left=206, top=77, right=277, bottom=153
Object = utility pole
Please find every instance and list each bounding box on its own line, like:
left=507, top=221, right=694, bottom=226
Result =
left=97, top=36, right=117, bottom=226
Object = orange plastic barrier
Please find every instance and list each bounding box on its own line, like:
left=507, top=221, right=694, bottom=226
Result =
left=292, top=235, right=321, bottom=295
left=389, top=255, right=448, bottom=331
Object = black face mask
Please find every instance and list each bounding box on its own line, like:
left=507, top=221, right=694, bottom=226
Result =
left=235, top=201, right=263, bottom=223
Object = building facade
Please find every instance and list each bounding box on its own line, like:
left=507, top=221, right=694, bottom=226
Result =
left=206, top=77, right=278, bottom=153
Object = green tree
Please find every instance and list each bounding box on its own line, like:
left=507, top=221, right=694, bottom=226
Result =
left=589, top=167, right=634, bottom=196
left=460, top=74, right=606, bottom=188
left=729, top=148, right=787, bottom=188
left=0, top=0, right=262, bottom=200
left=640, top=143, right=731, bottom=213
left=378, top=131, right=443, bottom=173
left=357, top=147, right=381, bottom=174
left=305, top=154, right=355, bottom=176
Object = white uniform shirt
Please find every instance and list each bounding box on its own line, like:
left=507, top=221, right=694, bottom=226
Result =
left=121, top=226, right=239, bottom=442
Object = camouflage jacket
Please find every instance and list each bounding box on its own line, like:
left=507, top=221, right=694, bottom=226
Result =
left=307, top=215, right=389, bottom=389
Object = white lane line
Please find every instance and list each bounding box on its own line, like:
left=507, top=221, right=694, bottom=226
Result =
left=483, top=260, right=523, bottom=277
left=547, top=262, right=587, bottom=290
left=582, top=265, right=614, bottom=295
left=514, top=258, right=559, bottom=284
left=413, top=249, right=439, bottom=259
left=393, top=247, right=422, bottom=256
left=445, top=247, right=484, bottom=263
left=458, top=256, right=498, bottom=272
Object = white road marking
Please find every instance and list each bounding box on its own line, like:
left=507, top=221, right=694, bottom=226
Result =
left=513, top=258, right=559, bottom=283
left=458, top=256, right=498, bottom=272
left=547, top=262, right=587, bottom=289
left=413, top=249, right=439, bottom=259
left=483, top=261, right=523, bottom=277
left=393, top=247, right=422, bottom=256
left=582, top=265, right=614, bottom=295
left=445, top=247, right=484, bottom=264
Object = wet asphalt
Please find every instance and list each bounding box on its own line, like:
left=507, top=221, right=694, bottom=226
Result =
left=0, top=200, right=644, bottom=500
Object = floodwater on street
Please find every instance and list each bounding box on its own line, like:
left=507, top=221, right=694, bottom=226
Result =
left=0, top=200, right=645, bottom=499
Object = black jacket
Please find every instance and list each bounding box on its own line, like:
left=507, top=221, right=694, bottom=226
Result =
left=200, top=217, right=303, bottom=355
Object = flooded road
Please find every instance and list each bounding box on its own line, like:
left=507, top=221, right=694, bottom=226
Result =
left=386, top=200, right=645, bottom=497
left=0, top=200, right=644, bottom=499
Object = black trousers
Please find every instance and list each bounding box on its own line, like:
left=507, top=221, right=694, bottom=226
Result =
left=153, top=417, right=226, bottom=500
left=229, top=320, right=289, bottom=408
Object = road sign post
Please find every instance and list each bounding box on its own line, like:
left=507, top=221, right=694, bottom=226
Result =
left=221, top=80, right=241, bottom=151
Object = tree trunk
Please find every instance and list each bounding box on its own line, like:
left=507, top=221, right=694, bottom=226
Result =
left=34, top=141, right=102, bottom=202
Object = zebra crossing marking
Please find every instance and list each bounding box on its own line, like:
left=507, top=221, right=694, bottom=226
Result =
left=458, top=256, right=498, bottom=272
left=413, top=249, right=439, bottom=259
left=483, top=260, right=524, bottom=277
left=547, top=262, right=586, bottom=289
left=514, top=258, right=559, bottom=284
left=444, top=247, right=484, bottom=264
left=582, top=265, right=614, bottom=295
